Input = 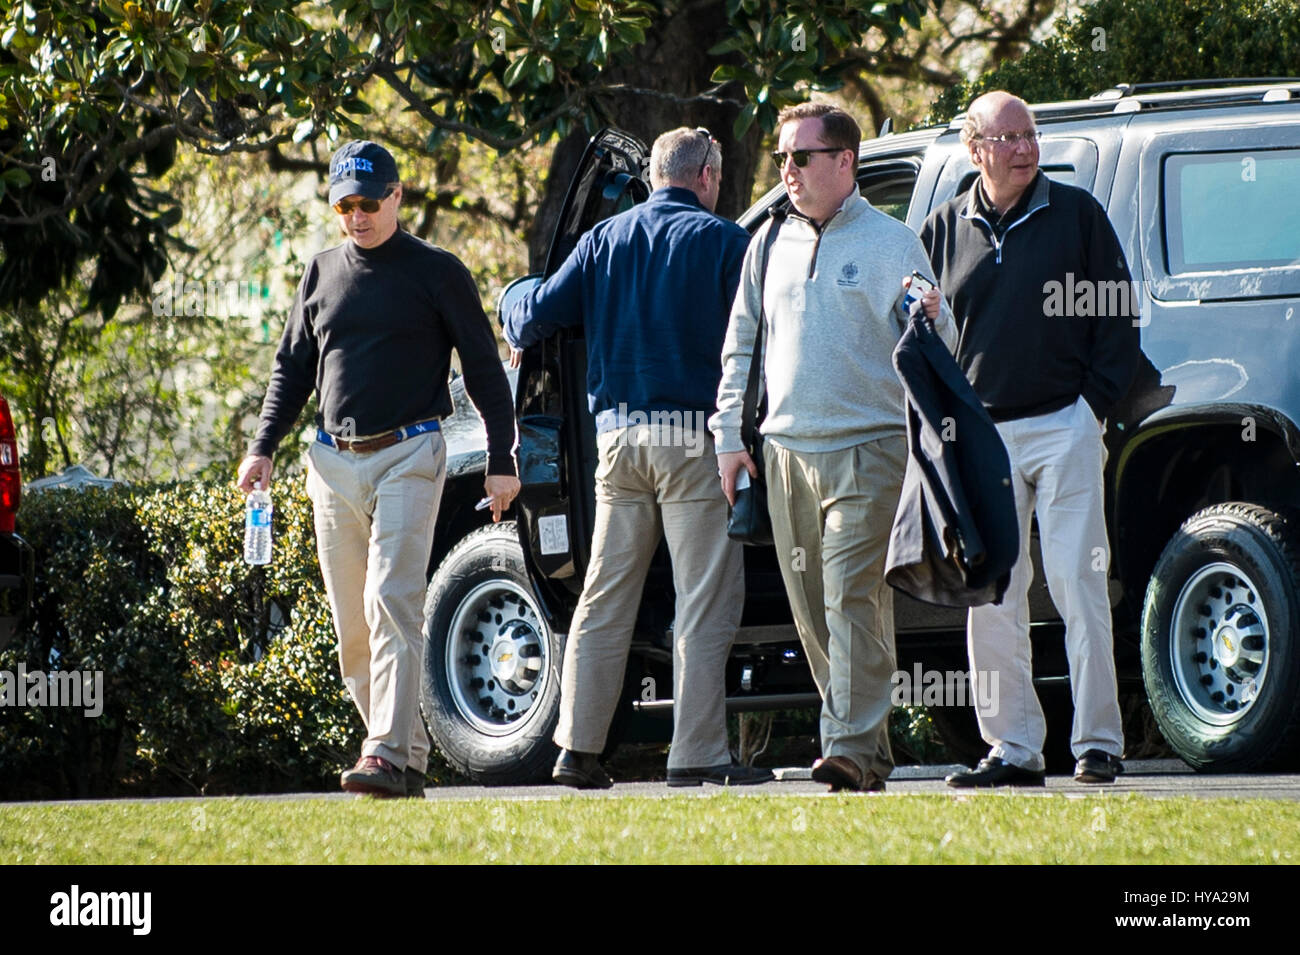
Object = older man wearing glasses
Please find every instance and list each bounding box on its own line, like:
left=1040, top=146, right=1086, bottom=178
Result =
left=713, top=102, right=956, bottom=792
left=920, top=91, right=1139, bottom=788
left=506, top=127, right=771, bottom=789
left=237, top=140, right=520, bottom=797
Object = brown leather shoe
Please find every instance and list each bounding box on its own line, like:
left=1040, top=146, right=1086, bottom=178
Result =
left=341, top=755, right=406, bottom=797
left=811, top=756, right=885, bottom=792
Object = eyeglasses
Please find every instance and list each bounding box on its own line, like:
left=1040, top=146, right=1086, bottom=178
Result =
left=770, top=147, right=845, bottom=170
left=332, top=188, right=395, bottom=215
left=695, top=127, right=718, bottom=179
left=973, top=130, right=1041, bottom=147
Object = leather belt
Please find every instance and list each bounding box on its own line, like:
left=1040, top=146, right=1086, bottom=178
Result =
left=316, top=418, right=441, bottom=454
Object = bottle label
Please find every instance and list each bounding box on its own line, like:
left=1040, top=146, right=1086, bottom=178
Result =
left=248, top=509, right=271, bottom=527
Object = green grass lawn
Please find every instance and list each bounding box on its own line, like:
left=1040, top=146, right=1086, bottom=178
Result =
left=2, top=793, right=1295, bottom=864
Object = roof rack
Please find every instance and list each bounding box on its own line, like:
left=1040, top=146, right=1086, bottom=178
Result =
left=947, top=79, right=1300, bottom=131
left=1090, top=78, right=1300, bottom=99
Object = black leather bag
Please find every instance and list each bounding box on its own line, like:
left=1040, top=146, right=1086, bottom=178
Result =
left=727, top=213, right=784, bottom=546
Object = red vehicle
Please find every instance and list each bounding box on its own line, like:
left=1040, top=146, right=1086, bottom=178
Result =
left=0, top=395, right=33, bottom=650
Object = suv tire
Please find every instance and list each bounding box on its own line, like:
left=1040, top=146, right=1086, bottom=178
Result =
left=422, top=522, right=562, bottom=785
left=1141, top=502, right=1300, bottom=771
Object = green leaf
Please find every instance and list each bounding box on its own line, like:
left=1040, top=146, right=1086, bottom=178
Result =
left=537, top=56, right=554, bottom=84
left=2, top=167, right=31, bottom=187
left=707, top=35, right=747, bottom=56
left=733, top=102, right=757, bottom=139
left=502, top=52, right=532, bottom=88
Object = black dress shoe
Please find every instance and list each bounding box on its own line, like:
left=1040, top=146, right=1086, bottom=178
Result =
left=945, top=757, right=1046, bottom=788
left=552, top=749, right=613, bottom=790
left=666, top=764, right=775, bottom=787
left=1074, top=749, right=1123, bottom=783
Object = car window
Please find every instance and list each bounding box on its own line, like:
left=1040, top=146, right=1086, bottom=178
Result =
left=857, top=162, right=919, bottom=222
left=931, top=136, right=1098, bottom=207
left=1164, top=149, right=1300, bottom=273
left=544, top=136, right=649, bottom=276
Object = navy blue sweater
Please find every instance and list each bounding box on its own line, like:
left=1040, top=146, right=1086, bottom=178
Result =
left=505, top=186, right=749, bottom=432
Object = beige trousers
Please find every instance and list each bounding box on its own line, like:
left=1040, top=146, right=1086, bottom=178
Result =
left=553, top=424, right=744, bottom=769
left=765, top=435, right=907, bottom=780
left=305, top=431, right=446, bottom=772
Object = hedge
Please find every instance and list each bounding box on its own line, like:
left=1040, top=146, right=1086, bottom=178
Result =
left=1, top=481, right=951, bottom=799
left=0, top=480, right=457, bottom=799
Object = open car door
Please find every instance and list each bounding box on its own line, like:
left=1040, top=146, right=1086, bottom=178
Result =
left=503, top=128, right=650, bottom=598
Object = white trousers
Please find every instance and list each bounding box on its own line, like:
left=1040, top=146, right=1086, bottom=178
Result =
left=967, top=396, right=1123, bottom=771
left=306, top=431, right=446, bottom=772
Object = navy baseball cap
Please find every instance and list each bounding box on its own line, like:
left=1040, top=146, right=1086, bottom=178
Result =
left=328, top=141, right=400, bottom=205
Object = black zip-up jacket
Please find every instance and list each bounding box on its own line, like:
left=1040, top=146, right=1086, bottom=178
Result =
left=920, top=173, right=1139, bottom=422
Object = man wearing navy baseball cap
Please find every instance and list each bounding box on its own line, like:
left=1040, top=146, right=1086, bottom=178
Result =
left=237, top=139, right=520, bottom=797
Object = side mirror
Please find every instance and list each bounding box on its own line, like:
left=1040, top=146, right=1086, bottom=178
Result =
left=497, top=274, right=542, bottom=328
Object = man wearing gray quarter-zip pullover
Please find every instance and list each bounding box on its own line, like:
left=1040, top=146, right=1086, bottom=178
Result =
left=712, top=103, right=956, bottom=792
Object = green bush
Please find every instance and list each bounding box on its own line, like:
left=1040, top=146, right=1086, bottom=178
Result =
left=0, top=480, right=455, bottom=799
left=928, top=0, right=1300, bottom=124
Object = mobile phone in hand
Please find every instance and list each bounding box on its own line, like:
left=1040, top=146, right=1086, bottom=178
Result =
left=903, top=270, right=936, bottom=313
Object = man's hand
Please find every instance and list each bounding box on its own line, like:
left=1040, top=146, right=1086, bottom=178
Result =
left=236, top=455, right=273, bottom=494
left=717, top=450, right=757, bottom=507
left=484, top=474, right=522, bottom=523
left=508, top=346, right=524, bottom=369
left=901, top=275, right=942, bottom=321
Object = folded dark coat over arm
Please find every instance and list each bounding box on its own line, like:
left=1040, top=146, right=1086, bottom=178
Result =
left=885, top=314, right=1020, bottom=608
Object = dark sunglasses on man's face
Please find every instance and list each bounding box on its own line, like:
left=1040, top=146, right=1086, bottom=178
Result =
left=770, top=147, right=844, bottom=170
left=332, top=188, right=395, bottom=215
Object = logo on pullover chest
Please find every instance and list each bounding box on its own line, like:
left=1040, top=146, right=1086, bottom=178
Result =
left=836, top=261, right=860, bottom=287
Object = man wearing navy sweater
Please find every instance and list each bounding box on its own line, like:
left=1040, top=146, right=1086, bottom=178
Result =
left=237, top=141, right=519, bottom=797
left=506, top=128, right=772, bottom=788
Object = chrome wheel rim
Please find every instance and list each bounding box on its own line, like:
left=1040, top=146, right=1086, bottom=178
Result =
left=1169, top=562, right=1269, bottom=725
left=444, top=580, right=550, bottom=736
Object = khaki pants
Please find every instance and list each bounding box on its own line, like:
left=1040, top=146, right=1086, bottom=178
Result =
left=967, top=396, right=1123, bottom=771
left=766, top=435, right=907, bottom=780
left=306, top=431, right=446, bottom=772
left=554, top=425, right=744, bottom=769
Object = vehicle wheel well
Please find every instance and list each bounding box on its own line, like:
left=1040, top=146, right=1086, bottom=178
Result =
left=1114, top=423, right=1299, bottom=612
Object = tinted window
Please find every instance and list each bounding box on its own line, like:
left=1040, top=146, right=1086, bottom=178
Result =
left=1164, top=150, right=1300, bottom=273
left=857, top=161, right=919, bottom=222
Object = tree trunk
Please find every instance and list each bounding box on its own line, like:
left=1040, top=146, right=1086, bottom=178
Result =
left=527, top=0, right=760, bottom=270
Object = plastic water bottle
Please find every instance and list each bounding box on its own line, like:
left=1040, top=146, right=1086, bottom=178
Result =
left=244, top=482, right=273, bottom=565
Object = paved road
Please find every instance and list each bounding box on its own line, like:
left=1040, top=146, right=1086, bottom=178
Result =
left=15, top=759, right=1297, bottom=805
left=394, top=760, right=1300, bottom=802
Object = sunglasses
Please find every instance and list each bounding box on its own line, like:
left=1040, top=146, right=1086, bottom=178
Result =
left=332, top=188, right=395, bottom=215
left=771, top=147, right=845, bottom=170
left=695, top=127, right=718, bottom=179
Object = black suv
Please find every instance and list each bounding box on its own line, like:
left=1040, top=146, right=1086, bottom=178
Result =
left=421, top=81, right=1300, bottom=783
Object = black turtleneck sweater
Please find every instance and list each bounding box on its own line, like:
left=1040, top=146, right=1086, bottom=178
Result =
left=251, top=229, right=516, bottom=475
